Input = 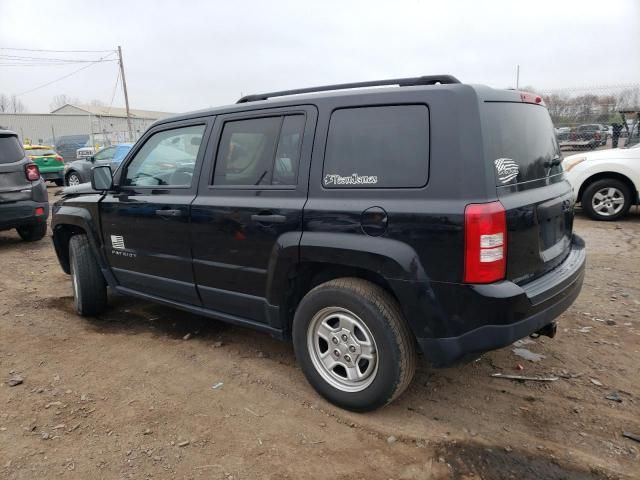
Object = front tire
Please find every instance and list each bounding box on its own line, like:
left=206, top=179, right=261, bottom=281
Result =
left=292, top=278, right=416, bottom=412
left=69, top=234, right=107, bottom=316
left=66, top=172, right=82, bottom=186
left=582, top=178, right=631, bottom=221
left=16, top=221, right=47, bottom=242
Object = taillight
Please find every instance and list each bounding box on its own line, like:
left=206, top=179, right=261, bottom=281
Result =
left=464, top=201, right=507, bottom=284
left=35, top=207, right=45, bottom=216
left=55, top=155, right=64, bottom=163
left=25, top=163, right=40, bottom=181
left=519, top=92, right=544, bottom=105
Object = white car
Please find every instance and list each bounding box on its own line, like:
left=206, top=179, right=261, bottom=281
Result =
left=76, top=146, right=96, bottom=160
left=563, top=144, right=640, bottom=221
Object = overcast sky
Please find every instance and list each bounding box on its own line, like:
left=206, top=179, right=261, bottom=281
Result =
left=1, top=0, right=639, bottom=114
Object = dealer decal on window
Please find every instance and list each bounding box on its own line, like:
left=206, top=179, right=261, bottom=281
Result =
left=324, top=173, right=378, bottom=186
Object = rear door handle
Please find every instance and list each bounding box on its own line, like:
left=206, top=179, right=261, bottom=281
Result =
left=251, top=213, right=286, bottom=224
left=155, top=209, right=183, bottom=217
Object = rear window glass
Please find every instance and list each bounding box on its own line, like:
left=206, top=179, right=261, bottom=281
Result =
left=0, top=135, right=24, bottom=164
left=26, top=148, right=56, bottom=156
left=483, top=103, right=561, bottom=185
left=323, top=105, right=429, bottom=188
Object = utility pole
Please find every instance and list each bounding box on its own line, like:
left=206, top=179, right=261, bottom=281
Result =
left=516, top=64, right=520, bottom=90
left=117, top=46, right=134, bottom=142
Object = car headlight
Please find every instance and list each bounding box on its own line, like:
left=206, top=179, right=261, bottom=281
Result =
left=563, top=156, right=586, bottom=172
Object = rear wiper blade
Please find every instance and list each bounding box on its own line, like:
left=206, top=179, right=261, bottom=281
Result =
left=544, top=156, right=562, bottom=167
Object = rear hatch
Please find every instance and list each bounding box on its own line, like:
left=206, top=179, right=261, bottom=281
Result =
left=481, top=100, right=573, bottom=284
left=27, top=148, right=63, bottom=173
left=0, top=134, right=32, bottom=204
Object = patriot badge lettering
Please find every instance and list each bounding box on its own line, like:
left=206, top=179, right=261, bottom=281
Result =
left=494, top=158, right=519, bottom=184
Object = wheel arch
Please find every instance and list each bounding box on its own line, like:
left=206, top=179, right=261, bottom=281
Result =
left=51, top=206, right=116, bottom=287
left=577, top=171, right=639, bottom=205
left=65, top=169, right=82, bottom=184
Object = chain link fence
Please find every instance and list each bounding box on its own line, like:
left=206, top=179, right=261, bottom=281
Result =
left=536, top=84, right=640, bottom=150
left=0, top=112, right=158, bottom=161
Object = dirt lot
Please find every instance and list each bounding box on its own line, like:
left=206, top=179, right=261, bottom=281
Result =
left=1, top=187, right=639, bottom=480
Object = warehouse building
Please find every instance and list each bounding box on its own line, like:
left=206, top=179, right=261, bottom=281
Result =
left=0, top=104, right=172, bottom=160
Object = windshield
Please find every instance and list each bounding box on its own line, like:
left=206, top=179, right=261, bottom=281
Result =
left=483, top=102, right=562, bottom=185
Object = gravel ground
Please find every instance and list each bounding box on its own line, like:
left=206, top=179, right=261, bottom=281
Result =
left=0, top=187, right=639, bottom=480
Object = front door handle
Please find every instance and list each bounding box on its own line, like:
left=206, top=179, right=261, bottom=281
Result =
left=155, top=209, right=183, bottom=217
left=251, top=213, right=286, bottom=224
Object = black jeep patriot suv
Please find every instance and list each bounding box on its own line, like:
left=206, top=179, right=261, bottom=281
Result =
left=0, top=129, right=49, bottom=241
left=52, top=76, right=586, bottom=411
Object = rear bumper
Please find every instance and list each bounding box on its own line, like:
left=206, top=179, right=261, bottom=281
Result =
left=41, top=171, right=64, bottom=181
left=0, top=200, right=49, bottom=230
left=417, top=235, right=586, bottom=366
left=560, top=140, right=597, bottom=148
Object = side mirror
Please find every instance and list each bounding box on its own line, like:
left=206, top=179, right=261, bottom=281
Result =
left=89, top=155, right=95, bottom=162
left=91, top=165, right=114, bottom=191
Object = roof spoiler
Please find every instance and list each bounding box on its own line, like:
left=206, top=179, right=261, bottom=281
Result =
left=236, top=75, right=461, bottom=103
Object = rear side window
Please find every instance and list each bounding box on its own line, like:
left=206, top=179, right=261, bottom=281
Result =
left=0, top=135, right=24, bottom=164
left=483, top=103, right=561, bottom=185
left=214, top=114, right=305, bottom=186
left=323, top=105, right=429, bottom=188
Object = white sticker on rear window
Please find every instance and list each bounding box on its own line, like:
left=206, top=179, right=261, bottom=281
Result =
left=324, top=173, right=378, bottom=186
left=494, top=158, right=519, bottom=184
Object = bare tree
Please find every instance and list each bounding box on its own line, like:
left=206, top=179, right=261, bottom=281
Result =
left=49, top=94, right=80, bottom=111
left=9, top=95, right=26, bottom=113
left=0, top=93, right=9, bottom=112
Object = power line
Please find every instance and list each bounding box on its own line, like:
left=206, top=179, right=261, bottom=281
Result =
left=0, top=60, right=118, bottom=67
left=1, top=47, right=116, bottom=53
left=106, top=68, right=121, bottom=115
left=0, top=53, right=117, bottom=63
left=16, top=52, right=118, bottom=96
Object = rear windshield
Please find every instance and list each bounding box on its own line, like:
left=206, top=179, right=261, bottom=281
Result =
left=483, top=103, right=561, bottom=185
left=0, top=135, right=25, bottom=164
left=26, top=148, right=56, bottom=156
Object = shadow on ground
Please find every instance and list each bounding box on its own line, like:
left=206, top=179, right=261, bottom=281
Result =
left=440, top=442, right=617, bottom=480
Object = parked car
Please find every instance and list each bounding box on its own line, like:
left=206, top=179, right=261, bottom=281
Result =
left=76, top=146, right=96, bottom=160
left=23, top=144, right=65, bottom=186
left=52, top=76, right=585, bottom=411
left=64, top=143, right=133, bottom=186
left=52, top=135, right=90, bottom=163
left=560, top=124, right=608, bottom=149
left=0, top=130, right=49, bottom=241
left=563, top=143, right=640, bottom=221
left=555, top=126, right=571, bottom=142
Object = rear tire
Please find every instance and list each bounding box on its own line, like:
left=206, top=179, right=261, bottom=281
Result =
left=69, top=234, right=107, bottom=316
left=292, top=277, right=417, bottom=412
left=582, top=178, right=631, bottom=221
left=16, top=222, right=47, bottom=242
left=54, top=179, right=64, bottom=187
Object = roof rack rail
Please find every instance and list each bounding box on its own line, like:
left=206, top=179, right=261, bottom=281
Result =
left=236, top=75, right=461, bottom=103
